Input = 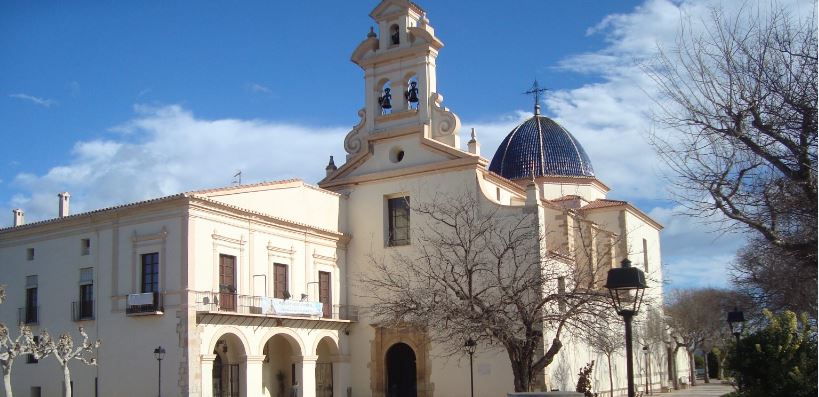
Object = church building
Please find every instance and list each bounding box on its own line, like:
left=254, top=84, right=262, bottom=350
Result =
left=0, top=1, right=689, bottom=396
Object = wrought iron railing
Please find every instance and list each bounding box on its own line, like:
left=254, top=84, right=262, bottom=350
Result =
left=191, top=290, right=358, bottom=321
left=72, top=300, right=95, bottom=321
left=18, top=306, right=38, bottom=325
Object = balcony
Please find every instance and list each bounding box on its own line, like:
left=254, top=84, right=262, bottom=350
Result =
left=192, top=291, right=358, bottom=322
left=126, top=292, right=163, bottom=316
left=18, top=306, right=38, bottom=325
left=72, top=300, right=95, bottom=321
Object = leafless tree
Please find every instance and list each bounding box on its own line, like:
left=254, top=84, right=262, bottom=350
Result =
left=0, top=324, right=36, bottom=397
left=645, top=4, right=817, bottom=269
left=635, top=307, right=669, bottom=391
left=732, top=236, right=817, bottom=317
left=360, top=193, right=612, bottom=392
left=40, top=327, right=99, bottom=397
left=582, top=314, right=624, bottom=397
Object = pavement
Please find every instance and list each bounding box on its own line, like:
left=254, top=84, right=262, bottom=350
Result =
left=660, top=380, right=734, bottom=397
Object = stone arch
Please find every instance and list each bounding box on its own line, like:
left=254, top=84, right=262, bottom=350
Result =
left=310, top=331, right=340, bottom=356
left=370, top=327, right=432, bottom=397
left=207, top=326, right=251, bottom=356
left=402, top=72, right=420, bottom=110
left=257, top=327, right=306, bottom=356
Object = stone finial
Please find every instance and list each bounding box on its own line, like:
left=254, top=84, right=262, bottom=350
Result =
left=467, top=128, right=480, bottom=156
left=367, top=26, right=377, bottom=38
left=325, top=155, right=338, bottom=177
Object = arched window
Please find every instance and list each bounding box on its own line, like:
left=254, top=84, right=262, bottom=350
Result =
left=390, top=24, right=400, bottom=45
left=378, top=80, right=393, bottom=115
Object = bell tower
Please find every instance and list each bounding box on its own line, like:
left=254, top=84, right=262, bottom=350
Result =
left=344, top=0, right=461, bottom=160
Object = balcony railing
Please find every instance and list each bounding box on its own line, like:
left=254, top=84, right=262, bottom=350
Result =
left=72, top=300, right=95, bottom=321
left=18, top=306, right=38, bottom=325
left=192, top=291, right=358, bottom=321
left=126, top=292, right=163, bottom=315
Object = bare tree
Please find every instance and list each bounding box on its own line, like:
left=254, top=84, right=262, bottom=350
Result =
left=582, top=314, right=624, bottom=397
left=645, top=4, right=817, bottom=269
left=40, top=327, right=99, bottom=397
left=361, top=193, right=611, bottom=392
left=636, top=307, right=669, bottom=391
left=665, top=289, right=728, bottom=386
left=732, top=236, right=817, bottom=317
left=0, top=324, right=36, bottom=397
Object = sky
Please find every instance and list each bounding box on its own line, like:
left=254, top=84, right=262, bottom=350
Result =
left=1, top=0, right=812, bottom=291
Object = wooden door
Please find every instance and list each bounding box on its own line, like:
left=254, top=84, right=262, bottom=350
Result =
left=319, top=271, right=331, bottom=318
left=219, top=255, right=236, bottom=311
left=274, top=264, right=288, bottom=299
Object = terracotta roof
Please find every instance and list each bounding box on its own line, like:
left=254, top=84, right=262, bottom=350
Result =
left=189, top=179, right=303, bottom=195
left=580, top=199, right=628, bottom=210
left=552, top=195, right=582, bottom=202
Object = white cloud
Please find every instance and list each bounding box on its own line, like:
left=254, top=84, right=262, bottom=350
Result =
left=248, top=83, right=273, bottom=95
left=8, top=93, right=57, bottom=108
left=5, top=105, right=346, bottom=224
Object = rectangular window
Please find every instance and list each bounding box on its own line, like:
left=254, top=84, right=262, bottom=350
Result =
left=25, top=275, right=38, bottom=324
left=78, top=268, right=94, bottom=320
left=387, top=196, right=410, bottom=246
left=319, top=271, right=332, bottom=318
left=557, top=276, right=566, bottom=313
left=141, top=253, right=159, bottom=293
left=274, top=264, right=288, bottom=299
left=26, top=248, right=34, bottom=261
left=30, top=387, right=41, bottom=397
left=81, top=238, right=91, bottom=255
left=642, top=238, right=649, bottom=272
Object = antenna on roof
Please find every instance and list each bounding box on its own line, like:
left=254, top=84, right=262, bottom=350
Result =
left=523, top=80, right=548, bottom=116
left=232, top=170, right=242, bottom=185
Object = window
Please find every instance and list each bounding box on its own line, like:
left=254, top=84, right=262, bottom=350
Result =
left=81, top=238, right=91, bottom=255
left=642, top=238, right=649, bottom=272
left=30, top=387, right=41, bottom=397
left=25, top=275, right=38, bottom=324
left=557, top=276, right=566, bottom=313
left=141, top=253, right=159, bottom=293
left=26, top=248, right=34, bottom=261
left=319, top=271, right=332, bottom=318
left=387, top=196, right=410, bottom=246
left=78, top=268, right=94, bottom=320
left=27, top=336, right=39, bottom=363
left=274, top=264, right=288, bottom=299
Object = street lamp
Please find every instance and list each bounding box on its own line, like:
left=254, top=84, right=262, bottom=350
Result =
left=464, top=338, right=477, bottom=397
left=605, top=258, right=646, bottom=397
left=727, top=307, right=744, bottom=389
left=154, top=346, right=166, bottom=397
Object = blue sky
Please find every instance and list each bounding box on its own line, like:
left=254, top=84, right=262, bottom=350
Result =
left=3, top=0, right=808, bottom=290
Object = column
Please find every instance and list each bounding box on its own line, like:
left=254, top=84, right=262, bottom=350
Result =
left=242, top=355, right=265, bottom=397
left=295, top=355, right=319, bottom=397
left=200, top=354, right=217, bottom=397
left=331, top=355, right=351, bottom=397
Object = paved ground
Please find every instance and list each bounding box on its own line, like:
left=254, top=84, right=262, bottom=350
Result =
left=661, top=381, right=734, bottom=396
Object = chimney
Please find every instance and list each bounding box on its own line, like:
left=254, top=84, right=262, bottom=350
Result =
left=12, top=209, right=24, bottom=226
left=58, top=192, right=71, bottom=217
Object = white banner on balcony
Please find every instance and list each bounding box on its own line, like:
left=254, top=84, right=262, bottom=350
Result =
left=260, top=297, right=323, bottom=317
left=127, top=292, right=154, bottom=306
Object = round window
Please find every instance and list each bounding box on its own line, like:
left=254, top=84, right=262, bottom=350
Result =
left=389, top=147, right=405, bottom=163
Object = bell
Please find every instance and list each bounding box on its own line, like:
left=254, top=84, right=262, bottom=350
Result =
left=379, top=88, right=393, bottom=109
left=406, top=84, right=419, bottom=104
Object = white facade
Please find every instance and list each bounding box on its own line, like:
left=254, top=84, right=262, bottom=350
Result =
left=0, top=1, right=690, bottom=396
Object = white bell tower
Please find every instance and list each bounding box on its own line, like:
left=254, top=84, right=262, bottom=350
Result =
left=344, top=0, right=461, bottom=160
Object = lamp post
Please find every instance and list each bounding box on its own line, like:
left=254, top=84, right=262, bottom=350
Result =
left=464, top=338, right=477, bottom=397
left=605, top=258, right=647, bottom=397
left=642, top=345, right=650, bottom=395
left=154, top=346, right=165, bottom=397
left=727, top=307, right=744, bottom=390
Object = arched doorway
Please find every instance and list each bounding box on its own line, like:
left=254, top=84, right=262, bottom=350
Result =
left=212, top=334, right=244, bottom=397
left=385, top=343, right=417, bottom=397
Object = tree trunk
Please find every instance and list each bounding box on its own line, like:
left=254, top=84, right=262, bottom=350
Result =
left=607, top=354, right=614, bottom=397
left=62, top=365, right=72, bottom=397
left=510, top=359, right=531, bottom=392
left=687, top=350, right=697, bottom=386
left=703, top=353, right=710, bottom=383
left=717, top=353, right=726, bottom=380
left=669, top=347, right=679, bottom=390
left=3, top=368, right=13, bottom=397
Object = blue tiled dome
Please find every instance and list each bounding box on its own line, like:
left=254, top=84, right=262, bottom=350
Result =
left=488, top=113, right=594, bottom=180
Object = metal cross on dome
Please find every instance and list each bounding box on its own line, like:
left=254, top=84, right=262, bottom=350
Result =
left=523, top=80, right=548, bottom=115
